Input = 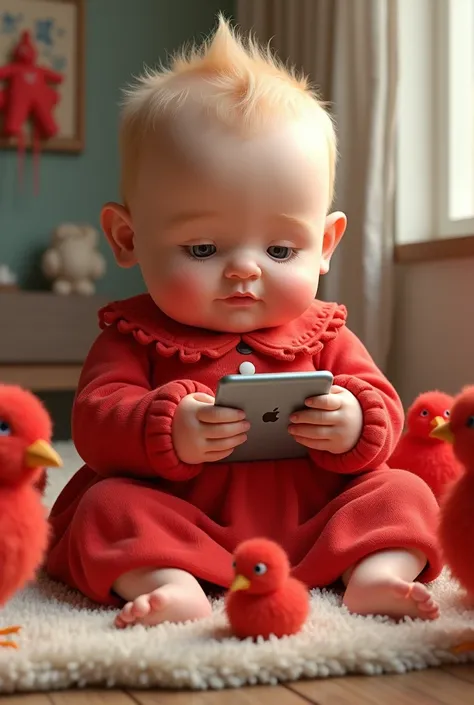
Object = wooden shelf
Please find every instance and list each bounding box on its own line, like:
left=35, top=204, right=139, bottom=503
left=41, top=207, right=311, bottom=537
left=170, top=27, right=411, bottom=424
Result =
left=0, top=364, right=82, bottom=391
left=0, top=291, right=110, bottom=364
left=0, top=291, right=111, bottom=391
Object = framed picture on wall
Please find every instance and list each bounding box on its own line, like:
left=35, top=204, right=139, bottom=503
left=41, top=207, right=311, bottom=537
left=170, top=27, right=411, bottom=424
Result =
left=0, top=0, right=85, bottom=153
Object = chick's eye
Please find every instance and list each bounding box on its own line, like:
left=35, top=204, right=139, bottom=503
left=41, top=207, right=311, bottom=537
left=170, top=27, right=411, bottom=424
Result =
left=232, top=560, right=236, bottom=569
left=0, top=420, right=11, bottom=436
left=253, top=562, right=267, bottom=575
left=444, top=410, right=450, bottom=417
left=420, top=409, right=429, bottom=417
left=267, top=246, right=293, bottom=261
left=189, top=244, right=216, bottom=259
left=466, top=416, right=474, bottom=429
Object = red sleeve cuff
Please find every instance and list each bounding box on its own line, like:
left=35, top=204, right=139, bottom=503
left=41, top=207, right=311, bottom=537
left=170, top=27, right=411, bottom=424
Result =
left=146, top=379, right=213, bottom=481
left=309, top=374, right=391, bottom=474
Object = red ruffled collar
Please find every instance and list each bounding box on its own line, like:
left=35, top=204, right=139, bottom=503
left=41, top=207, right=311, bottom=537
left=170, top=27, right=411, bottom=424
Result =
left=99, top=294, right=347, bottom=362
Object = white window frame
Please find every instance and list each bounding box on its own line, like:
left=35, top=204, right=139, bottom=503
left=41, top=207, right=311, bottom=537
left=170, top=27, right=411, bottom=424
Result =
left=435, top=0, right=474, bottom=237
left=396, top=0, right=474, bottom=244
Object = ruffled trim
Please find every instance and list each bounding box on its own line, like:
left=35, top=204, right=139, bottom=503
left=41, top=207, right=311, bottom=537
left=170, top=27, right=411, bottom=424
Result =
left=99, top=295, right=238, bottom=363
left=244, top=302, right=347, bottom=361
left=99, top=294, right=347, bottom=362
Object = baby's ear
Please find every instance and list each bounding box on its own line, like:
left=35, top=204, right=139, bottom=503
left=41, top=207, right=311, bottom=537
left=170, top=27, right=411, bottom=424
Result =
left=101, top=202, right=137, bottom=268
left=320, top=211, right=347, bottom=275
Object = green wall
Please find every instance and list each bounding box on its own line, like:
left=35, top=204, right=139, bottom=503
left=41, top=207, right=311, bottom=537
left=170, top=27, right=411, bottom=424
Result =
left=0, top=0, right=234, bottom=298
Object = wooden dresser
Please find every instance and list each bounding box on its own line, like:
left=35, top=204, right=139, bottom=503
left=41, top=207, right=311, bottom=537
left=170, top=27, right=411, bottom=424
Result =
left=0, top=292, right=111, bottom=391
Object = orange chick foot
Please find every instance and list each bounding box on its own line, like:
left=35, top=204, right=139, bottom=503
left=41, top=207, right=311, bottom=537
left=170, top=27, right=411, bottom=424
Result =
left=0, top=626, right=21, bottom=648
left=451, top=641, right=474, bottom=654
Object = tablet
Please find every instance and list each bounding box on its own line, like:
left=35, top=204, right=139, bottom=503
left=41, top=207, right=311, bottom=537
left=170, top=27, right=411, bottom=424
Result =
left=214, top=370, right=334, bottom=462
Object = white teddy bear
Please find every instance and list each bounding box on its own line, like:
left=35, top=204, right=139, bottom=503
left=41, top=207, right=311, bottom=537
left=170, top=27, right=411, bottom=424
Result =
left=42, top=223, right=106, bottom=296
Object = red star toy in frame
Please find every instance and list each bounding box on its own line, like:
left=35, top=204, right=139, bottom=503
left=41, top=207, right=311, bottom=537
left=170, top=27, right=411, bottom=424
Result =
left=0, top=30, right=63, bottom=192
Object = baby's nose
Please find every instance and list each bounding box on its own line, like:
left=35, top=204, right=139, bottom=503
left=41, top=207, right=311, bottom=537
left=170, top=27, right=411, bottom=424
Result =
left=224, top=256, right=262, bottom=279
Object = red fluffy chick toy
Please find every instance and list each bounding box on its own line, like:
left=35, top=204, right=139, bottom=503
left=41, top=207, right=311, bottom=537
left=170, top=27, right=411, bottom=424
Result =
left=433, top=386, right=474, bottom=654
left=225, top=538, right=310, bottom=640
left=388, top=391, right=462, bottom=500
left=434, top=386, right=474, bottom=594
left=0, top=384, right=62, bottom=648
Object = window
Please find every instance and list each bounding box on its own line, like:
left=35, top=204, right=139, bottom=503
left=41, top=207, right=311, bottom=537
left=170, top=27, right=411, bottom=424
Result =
left=436, top=0, right=474, bottom=235
left=396, top=0, right=474, bottom=244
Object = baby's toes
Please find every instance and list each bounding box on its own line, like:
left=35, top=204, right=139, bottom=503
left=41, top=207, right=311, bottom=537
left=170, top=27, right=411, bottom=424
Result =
left=419, top=599, right=440, bottom=618
left=131, top=594, right=152, bottom=619
left=417, top=593, right=436, bottom=610
left=407, top=582, right=440, bottom=619
left=119, top=601, right=135, bottom=623
left=409, top=582, right=432, bottom=604
left=114, top=615, right=127, bottom=629
left=149, top=588, right=167, bottom=612
left=115, top=602, right=134, bottom=628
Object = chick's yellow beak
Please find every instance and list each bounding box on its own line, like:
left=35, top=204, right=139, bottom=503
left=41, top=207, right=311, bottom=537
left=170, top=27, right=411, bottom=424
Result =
left=24, top=440, right=63, bottom=469
left=230, top=574, right=251, bottom=592
left=430, top=420, right=454, bottom=444
left=429, top=416, right=447, bottom=437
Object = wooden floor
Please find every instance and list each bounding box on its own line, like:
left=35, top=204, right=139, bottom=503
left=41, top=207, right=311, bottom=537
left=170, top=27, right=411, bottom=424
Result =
left=3, top=664, right=474, bottom=704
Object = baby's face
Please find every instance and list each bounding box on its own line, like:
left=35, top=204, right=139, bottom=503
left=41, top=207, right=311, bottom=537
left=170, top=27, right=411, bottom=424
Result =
left=130, top=117, right=344, bottom=333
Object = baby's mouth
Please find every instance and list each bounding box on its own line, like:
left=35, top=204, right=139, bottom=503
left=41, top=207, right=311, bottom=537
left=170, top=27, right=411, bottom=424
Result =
left=221, top=293, right=260, bottom=306
left=224, top=291, right=259, bottom=300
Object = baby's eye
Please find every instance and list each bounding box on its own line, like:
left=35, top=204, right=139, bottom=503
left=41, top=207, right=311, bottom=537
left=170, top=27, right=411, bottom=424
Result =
left=267, top=246, right=293, bottom=261
left=0, top=420, right=11, bottom=436
left=444, top=410, right=450, bottom=418
left=188, top=244, right=217, bottom=259
left=420, top=409, right=429, bottom=417
left=466, top=416, right=474, bottom=429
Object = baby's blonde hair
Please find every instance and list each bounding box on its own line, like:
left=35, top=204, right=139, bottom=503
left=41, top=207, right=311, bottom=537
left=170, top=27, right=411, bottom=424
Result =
left=120, top=15, right=337, bottom=207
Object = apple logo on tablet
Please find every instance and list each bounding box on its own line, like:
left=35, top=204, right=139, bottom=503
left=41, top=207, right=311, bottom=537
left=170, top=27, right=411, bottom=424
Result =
left=262, top=407, right=279, bottom=423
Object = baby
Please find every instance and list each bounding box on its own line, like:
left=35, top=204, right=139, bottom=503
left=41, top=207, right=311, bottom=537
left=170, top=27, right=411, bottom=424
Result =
left=46, top=17, right=442, bottom=627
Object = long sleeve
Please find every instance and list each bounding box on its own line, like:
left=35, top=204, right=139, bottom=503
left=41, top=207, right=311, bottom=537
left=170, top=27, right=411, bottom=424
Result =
left=310, top=326, right=404, bottom=473
left=72, top=326, right=213, bottom=481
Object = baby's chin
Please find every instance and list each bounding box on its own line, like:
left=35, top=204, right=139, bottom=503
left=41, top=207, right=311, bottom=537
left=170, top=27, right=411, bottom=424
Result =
left=174, top=315, right=273, bottom=334
left=151, top=294, right=316, bottom=333
left=156, top=305, right=291, bottom=333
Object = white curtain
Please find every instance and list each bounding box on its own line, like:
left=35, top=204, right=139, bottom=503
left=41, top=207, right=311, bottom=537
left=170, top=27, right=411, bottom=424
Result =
left=236, top=0, right=398, bottom=371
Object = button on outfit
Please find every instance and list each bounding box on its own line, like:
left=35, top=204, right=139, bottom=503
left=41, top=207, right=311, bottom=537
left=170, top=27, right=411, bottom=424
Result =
left=239, top=361, right=256, bottom=376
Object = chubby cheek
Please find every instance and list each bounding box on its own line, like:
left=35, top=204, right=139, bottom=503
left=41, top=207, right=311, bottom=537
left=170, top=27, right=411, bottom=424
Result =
left=167, top=267, right=209, bottom=300
left=146, top=258, right=214, bottom=312
left=270, top=264, right=319, bottom=313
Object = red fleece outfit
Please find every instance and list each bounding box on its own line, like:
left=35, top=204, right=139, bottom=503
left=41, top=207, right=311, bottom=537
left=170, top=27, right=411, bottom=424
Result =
left=46, top=295, right=442, bottom=605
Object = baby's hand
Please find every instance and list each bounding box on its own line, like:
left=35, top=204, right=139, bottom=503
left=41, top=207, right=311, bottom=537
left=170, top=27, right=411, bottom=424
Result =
left=288, top=385, right=363, bottom=454
left=172, top=393, right=250, bottom=464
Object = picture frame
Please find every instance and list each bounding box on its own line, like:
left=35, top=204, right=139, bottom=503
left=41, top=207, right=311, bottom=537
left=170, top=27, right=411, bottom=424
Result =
left=0, top=0, right=85, bottom=153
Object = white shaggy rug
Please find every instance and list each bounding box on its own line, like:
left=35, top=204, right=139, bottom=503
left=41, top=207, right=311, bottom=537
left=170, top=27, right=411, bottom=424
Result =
left=1, top=441, right=473, bottom=694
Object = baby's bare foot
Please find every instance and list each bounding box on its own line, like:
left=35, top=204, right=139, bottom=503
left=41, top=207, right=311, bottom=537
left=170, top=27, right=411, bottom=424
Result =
left=115, top=582, right=212, bottom=628
left=343, top=575, right=440, bottom=621
left=113, top=567, right=213, bottom=629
